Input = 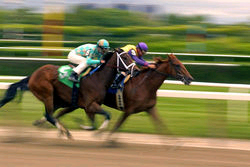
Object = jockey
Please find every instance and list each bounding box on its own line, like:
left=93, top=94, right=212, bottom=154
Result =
left=68, top=39, right=110, bottom=82
left=121, top=42, right=155, bottom=68
left=111, top=42, right=156, bottom=88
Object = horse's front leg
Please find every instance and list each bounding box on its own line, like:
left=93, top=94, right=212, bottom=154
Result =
left=80, top=112, right=97, bottom=130
left=85, top=102, right=111, bottom=132
left=147, top=107, right=183, bottom=149
left=111, top=112, right=130, bottom=133
left=146, top=106, right=171, bottom=135
left=106, top=111, right=130, bottom=142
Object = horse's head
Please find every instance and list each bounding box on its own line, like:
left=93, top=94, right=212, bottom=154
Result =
left=106, top=50, right=139, bottom=76
left=155, top=54, right=193, bottom=85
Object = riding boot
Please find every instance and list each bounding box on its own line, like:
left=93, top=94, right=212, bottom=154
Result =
left=68, top=71, right=79, bottom=82
left=111, top=74, right=125, bottom=89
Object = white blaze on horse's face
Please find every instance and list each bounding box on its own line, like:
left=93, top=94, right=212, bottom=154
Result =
left=116, top=52, right=136, bottom=76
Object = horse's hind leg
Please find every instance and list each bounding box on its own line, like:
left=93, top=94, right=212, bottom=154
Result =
left=43, top=98, right=73, bottom=139
left=30, top=83, right=72, bottom=139
left=34, top=106, right=73, bottom=139
left=33, top=105, right=62, bottom=126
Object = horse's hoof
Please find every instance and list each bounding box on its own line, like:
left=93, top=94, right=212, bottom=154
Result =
left=33, top=120, right=42, bottom=126
left=80, top=125, right=96, bottom=131
left=57, top=130, right=64, bottom=138
left=103, top=139, right=121, bottom=148
left=66, top=132, right=73, bottom=140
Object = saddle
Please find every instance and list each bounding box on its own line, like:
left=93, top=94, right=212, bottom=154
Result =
left=58, top=64, right=95, bottom=88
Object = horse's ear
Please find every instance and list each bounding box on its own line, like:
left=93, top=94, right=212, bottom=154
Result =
left=154, top=57, right=163, bottom=63
left=114, top=48, right=123, bottom=53
left=166, top=53, right=175, bottom=62
left=168, top=53, right=176, bottom=59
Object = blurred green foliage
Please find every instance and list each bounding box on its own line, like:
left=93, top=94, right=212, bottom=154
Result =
left=0, top=7, right=249, bottom=83
left=65, top=8, right=155, bottom=27
left=0, top=7, right=249, bottom=55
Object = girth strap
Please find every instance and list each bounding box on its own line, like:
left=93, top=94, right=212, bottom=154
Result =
left=71, top=82, right=79, bottom=107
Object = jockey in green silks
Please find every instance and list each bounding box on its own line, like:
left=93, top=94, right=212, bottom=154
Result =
left=67, top=39, right=110, bottom=82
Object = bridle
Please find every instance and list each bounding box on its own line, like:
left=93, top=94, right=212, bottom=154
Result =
left=153, top=60, right=182, bottom=79
left=154, top=69, right=168, bottom=77
left=116, top=52, right=136, bottom=76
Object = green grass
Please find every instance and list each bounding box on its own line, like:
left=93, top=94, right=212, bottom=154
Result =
left=160, top=84, right=230, bottom=92
left=0, top=90, right=249, bottom=139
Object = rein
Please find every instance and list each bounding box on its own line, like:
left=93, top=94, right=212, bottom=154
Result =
left=154, top=61, right=183, bottom=80
left=154, top=69, right=169, bottom=77
left=116, top=52, right=136, bottom=75
left=106, top=52, right=136, bottom=74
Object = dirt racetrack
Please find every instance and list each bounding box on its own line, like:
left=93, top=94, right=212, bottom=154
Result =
left=0, top=127, right=249, bottom=167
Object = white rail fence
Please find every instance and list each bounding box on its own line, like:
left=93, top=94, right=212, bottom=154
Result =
left=0, top=78, right=249, bottom=101
left=0, top=47, right=250, bottom=58
left=0, top=56, right=244, bottom=67
left=1, top=76, right=250, bottom=89
left=157, top=90, right=250, bottom=101
left=0, top=56, right=249, bottom=101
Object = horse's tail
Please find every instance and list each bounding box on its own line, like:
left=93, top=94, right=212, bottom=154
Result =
left=0, top=76, right=30, bottom=108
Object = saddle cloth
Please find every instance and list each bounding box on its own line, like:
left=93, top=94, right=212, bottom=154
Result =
left=110, top=74, right=131, bottom=111
left=58, top=65, right=93, bottom=88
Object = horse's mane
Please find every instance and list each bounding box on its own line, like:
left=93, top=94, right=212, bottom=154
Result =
left=96, top=50, right=122, bottom=71
left=93, top=51, right=112, bottom=72
left=102, top=51, right=114, bottom=62
left=139, top=57, right=166, bottom=74
left=133, top=55, right=177, bottom=78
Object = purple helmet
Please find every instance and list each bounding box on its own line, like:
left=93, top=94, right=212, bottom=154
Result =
left=137, top=42, right=148, bottom=52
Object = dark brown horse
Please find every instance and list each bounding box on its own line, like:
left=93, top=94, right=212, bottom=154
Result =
left=0, top=51, right=137, bottom=138
left=53, top=54, right=193, bottom=136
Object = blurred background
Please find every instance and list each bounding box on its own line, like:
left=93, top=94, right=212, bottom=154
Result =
left=0, top=0, right=249, bottom=139
left=0, top=0, right=249, bottom=83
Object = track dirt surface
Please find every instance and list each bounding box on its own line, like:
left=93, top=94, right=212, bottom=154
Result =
left=0, top=128, right=249, bottom=167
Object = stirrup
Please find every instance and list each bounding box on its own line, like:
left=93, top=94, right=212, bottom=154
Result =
left=69, top=78, right=79, bottom=83
left=68, top=74, right=79, bottom=82
left=111, top=83, right=121, bottom=89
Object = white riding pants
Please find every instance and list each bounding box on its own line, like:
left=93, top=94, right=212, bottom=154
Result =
left=67, top=50, right=87, bottom=74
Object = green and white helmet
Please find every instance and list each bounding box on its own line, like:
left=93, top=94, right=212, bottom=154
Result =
left=97, top=39, right=110, bottom=49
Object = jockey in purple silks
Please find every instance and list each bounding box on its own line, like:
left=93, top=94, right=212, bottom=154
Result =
left=111, top=42, right=156, bottom=88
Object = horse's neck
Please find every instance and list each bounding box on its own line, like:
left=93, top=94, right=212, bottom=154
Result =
left=140, top=69, right=167, bottom=92
left=93, top=62, right=116, bottom=88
